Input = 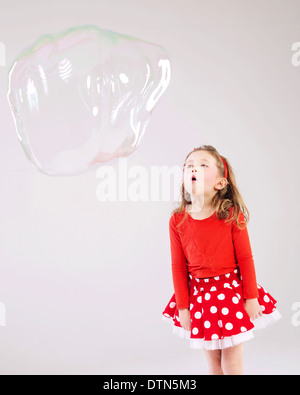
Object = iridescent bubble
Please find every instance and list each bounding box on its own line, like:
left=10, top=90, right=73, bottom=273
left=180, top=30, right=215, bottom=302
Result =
left=7, top=25, right=172, bottom=176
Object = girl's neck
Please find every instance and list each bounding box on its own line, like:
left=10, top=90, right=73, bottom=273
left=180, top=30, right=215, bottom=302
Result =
left=188, top=198, right=214, bottom=214
left=186, top=203, right=216, bottom=220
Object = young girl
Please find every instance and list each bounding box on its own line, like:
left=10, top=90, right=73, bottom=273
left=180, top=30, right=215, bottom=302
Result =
left=162, top=145, right=281, bottom=375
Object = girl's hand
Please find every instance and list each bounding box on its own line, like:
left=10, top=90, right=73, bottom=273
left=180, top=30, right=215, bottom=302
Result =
left=243, top=298, right=263, bottom=321
left=178, top=308, right=191, bottom=331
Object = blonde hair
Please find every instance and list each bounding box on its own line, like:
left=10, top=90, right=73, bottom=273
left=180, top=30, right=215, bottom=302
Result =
left=172, top=145, right=249, bottom=231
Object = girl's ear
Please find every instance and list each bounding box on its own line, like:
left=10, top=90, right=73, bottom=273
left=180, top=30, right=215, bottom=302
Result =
left=215, top=177, right=228, bottom=190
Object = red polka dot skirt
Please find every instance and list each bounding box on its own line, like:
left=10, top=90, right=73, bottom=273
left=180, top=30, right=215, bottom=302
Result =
left=162, top=269, right=281, bottom=350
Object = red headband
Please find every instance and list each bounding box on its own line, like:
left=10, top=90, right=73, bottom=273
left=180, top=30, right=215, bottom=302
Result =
left=220, top=156, right=228, bottom=179
left=183, top=149, right=228, bottom=179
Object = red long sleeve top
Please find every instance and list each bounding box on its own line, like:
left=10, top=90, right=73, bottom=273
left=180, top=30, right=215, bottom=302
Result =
left=169, top=206, right=259, bottom=309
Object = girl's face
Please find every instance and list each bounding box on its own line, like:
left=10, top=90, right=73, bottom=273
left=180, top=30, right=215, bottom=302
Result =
left=183, top=151, right=221, bottom=199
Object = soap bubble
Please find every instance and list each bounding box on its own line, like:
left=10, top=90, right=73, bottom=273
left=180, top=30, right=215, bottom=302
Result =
left=7, top=25, right=172, bottom=176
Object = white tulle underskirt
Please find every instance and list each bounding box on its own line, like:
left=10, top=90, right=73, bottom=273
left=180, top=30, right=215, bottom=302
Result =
left=161, top=309, right=282, bottom=350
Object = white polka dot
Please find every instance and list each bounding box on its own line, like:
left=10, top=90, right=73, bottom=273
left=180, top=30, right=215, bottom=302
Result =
left=232, top=280, right=239, bottom=287
left=190, top=303, right=194, bottom=310
left=211, top=334, right=219, bottom=340
left=169, top=302, right=176, bottom=308
left=189, top=274, right=193, bottom=279
left=195, top=278, right=199, bottom=282
left=163, top=313, right=170, bottom=318
left=236, top=293, right=241, bottom=300
left=225, top=273, right=230, bottom=278
left=204, top=321, right=211, bottom=328
left=224, top=283, right=230, bottom=288
left=241, top=326, right=247, bottom=332
left=264, top=295, right=270, bottom=303
left=261, top=305, right=265, bottom=311
left=232, top=296, right=239, bottom=304
left=210, top=286, right=217, bottom=292
left=218, top=320, right=223, bottom=328
left=204, top=279, right=209, bottom=283
left=236, top=311, right=243, bottom=319
left=194, top=311, right=202, bottom=319
left=218, top=293, right=225, bottom=300
left=192, top=327, right=199, bottom=335
left=204, top=293, right=211, bottom=300
left=214, top=276, right=219, bottom=280
left=257, top=284, right=261, bottom=289
left=210, top=306, right=217, bottom=314
left=222, top=308, right=229, bottom=315
left=197, top=296, right=202, bottom=303
left=225, top=323, right=233, bottom=330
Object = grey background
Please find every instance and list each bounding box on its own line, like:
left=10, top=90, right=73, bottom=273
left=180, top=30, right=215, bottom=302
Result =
left=0, top=0, right=299, bottom=374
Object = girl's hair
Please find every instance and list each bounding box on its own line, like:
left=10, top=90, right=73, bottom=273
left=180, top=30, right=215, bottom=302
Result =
left=171, top=145, right=249, bottom=231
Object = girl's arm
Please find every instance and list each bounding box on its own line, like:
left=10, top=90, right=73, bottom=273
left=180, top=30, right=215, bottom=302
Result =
left=169, top=214, right=190, bottom=309
left=231, top=211, right=259, bottom=300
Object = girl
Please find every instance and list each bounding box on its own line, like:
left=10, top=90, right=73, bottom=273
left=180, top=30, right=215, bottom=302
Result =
left=162, top=145, right=281, bottom=375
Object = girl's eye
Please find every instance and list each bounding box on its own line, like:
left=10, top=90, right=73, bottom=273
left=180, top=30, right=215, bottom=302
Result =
left=187, top=164, right=207, bottom=168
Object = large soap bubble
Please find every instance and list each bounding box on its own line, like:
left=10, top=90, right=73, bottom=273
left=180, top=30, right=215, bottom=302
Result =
left=7, top=25, right=172, bottom=176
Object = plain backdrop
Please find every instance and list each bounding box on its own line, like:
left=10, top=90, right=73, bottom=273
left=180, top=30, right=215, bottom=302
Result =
left=0, top=0, right=299, bottom=374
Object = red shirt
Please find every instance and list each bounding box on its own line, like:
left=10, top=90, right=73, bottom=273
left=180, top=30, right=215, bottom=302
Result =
left=169, top=206, right=259, bottom=309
